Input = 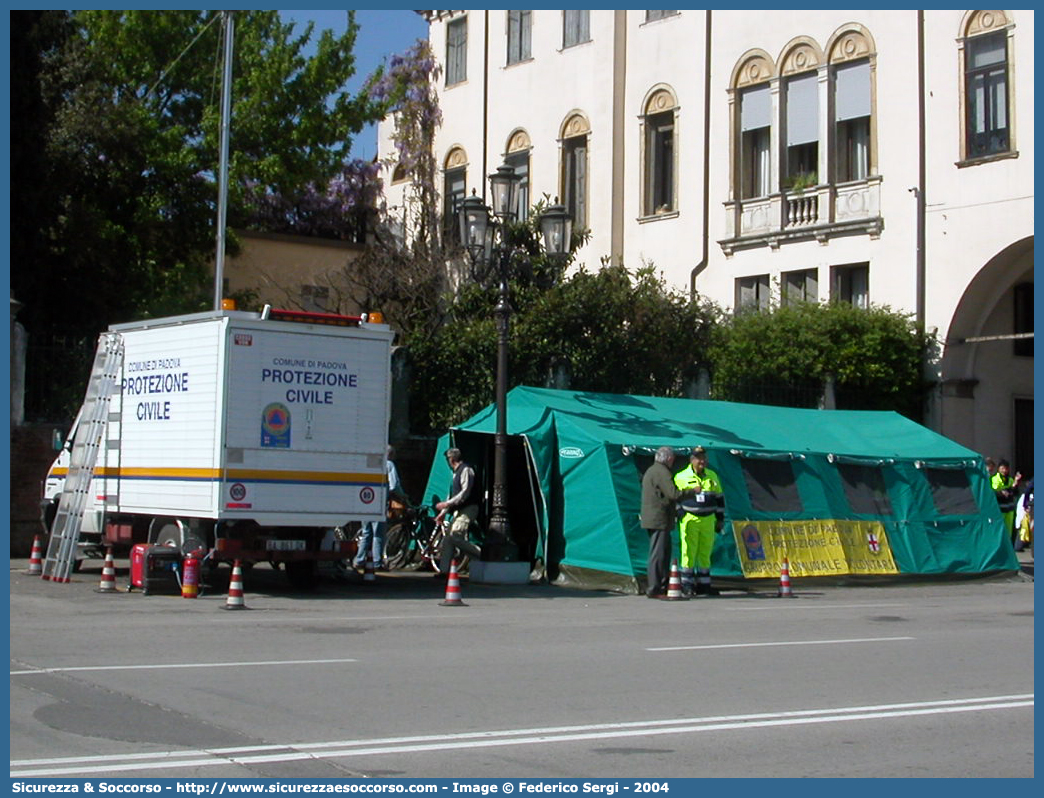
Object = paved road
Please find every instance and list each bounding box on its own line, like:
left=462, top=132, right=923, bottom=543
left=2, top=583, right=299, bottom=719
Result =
left=9, top=555, right=1034, bottom=779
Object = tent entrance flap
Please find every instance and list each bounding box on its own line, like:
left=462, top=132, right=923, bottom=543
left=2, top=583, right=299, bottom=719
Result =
left=452, top=430, right=544, bottom=564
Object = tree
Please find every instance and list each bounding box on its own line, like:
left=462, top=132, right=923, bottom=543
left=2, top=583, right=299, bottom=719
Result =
left=406, top=253, right=722, bottom=432
left=291, top=40, right=453, bottom=339
left=242, top=159, right=384, bottom=244
left=367, top=40, right=443, bottom=255
left=516, top=262, right=720, bottom=398
left=11, top=10, right=385, bottom=339
left=710, top=301, right=931, bottom=420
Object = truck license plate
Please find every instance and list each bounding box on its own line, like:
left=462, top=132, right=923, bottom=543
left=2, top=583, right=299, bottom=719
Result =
left=265, top=540, right=306, bottom=551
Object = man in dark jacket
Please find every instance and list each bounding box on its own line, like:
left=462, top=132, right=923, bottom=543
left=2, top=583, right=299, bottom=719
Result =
left=435, top=447, right=482, bottom=573
left=640, top=446, right=692, bottom=598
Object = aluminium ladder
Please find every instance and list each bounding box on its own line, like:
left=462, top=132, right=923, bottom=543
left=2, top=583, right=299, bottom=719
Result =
left=41, top=333, right=124, bottom=582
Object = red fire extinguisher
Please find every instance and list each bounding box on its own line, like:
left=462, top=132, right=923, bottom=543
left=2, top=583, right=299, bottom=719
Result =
left=181, top=550, right=201, bottom=599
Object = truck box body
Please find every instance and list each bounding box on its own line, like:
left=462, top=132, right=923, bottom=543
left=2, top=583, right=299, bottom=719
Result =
left=104, top=311, right=392, bottom=526
left=44, top=309, right=394, bottom=561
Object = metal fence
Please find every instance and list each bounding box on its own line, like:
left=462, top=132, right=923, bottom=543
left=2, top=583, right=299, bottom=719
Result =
left=710, top=378, right=824, bottom=410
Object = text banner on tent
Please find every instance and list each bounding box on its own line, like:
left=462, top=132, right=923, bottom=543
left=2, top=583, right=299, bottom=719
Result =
left=731, top=519, right=898, bottom=577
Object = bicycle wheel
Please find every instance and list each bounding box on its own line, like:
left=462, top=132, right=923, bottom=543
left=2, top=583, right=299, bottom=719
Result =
left=431, top=528, right=470, bottom=574
left=383, top=522, right=412, bottom=570
left=446, top=551, right=470, bottom=574
left=423, top=526, right=445, bottom=572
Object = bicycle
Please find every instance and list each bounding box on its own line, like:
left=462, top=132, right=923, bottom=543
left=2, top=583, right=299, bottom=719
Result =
left=384, top=504, right=472, bottom=573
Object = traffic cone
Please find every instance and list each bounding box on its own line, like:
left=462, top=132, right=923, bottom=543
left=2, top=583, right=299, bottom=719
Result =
left=26, top=535, right=43, bottom=576
left=439, top=559, right=467, bottom=607
left=363, top=554, right=376, bottom=582
left=95, top=548, right=118, bottom=593
left=777, top=556, right=795, bottom=598
left=665, top=559, right=688, bottom=601
left=223, top=560, right=248, bottom=610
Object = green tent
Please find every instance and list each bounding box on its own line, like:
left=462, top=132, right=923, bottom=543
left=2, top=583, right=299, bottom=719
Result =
left=422, top=386, right=1017, bottom=591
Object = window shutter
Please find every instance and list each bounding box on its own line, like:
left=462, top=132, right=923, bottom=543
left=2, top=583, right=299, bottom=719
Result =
left=834, top=61, right=870, bottom=122
left=786, top=73, right=819, bottom=146
left=575, top=144, right=587, bottom=226
left=447, top=20, right=466, bottom=83
left=741, top=85, right=771, bottom=131
left=521, top=11, right=531, bottom=59
left=508, top=11, right=520, bottom=64
left=564, top=10, right=589, bottom=47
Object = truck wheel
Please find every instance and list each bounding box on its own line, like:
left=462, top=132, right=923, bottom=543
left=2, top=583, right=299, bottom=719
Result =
left=41, top=501, right=58, bottom=537
left=284, top=560, right=319, bottom=590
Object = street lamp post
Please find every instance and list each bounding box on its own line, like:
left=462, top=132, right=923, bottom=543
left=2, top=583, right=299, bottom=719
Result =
left=459, top=165, right=572, bottom=561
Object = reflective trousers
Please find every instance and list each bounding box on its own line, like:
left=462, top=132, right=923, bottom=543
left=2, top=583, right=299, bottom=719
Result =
left=679, top=514, right=715, bottom=571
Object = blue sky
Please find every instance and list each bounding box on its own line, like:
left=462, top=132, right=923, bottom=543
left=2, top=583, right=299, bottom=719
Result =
left=278, top=9, right=430, bottom=160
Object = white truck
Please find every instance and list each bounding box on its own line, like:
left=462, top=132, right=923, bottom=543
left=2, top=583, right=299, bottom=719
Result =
left=41, top=307, right=394, bottom=587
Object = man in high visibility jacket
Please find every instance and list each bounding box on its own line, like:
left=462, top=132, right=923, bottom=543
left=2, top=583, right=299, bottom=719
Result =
left=991, top=459, right=1022, bottom=545
left=673, top=446, right=724, bottom=596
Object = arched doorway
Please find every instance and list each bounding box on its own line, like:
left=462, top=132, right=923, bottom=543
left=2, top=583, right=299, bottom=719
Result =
left=934, top=236, right=1033, bottom=475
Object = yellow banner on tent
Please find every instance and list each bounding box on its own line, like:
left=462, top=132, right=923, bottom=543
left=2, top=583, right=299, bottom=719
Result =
left=731, top=519, right=899, bottom=577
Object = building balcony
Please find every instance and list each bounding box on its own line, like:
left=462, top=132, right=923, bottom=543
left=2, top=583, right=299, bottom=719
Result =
left=719, top=176, right=883, bottom=255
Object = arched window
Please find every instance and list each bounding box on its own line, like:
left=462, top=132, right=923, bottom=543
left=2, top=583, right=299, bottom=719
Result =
left=504, top=129, right=531, bottom=221
left=732, top=52, right=774, bottom=199
left=959, top=11, right=1016, bottom=160
left=559, top=112, right=590, bottom=228
left=779, top=38, right=824, bottom=190
left=827, top=26, right=876, bottom=183
left=640, top=86, right=678, bottom=216
left=442, top=146, right=468, bottom=245
left=723, top=27, right=882, bottom=253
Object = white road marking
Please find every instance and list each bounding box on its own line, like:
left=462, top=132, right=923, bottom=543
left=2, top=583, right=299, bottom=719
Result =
left=647, top=635, right=915, bottom=651
left=9, top=657, right=357, bottom=676
left=10, top=694, right=1033, bottom=777
left=723, top=602, right=911, bottom=611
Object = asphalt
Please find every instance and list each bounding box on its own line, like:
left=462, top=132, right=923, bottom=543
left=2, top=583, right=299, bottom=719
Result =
left=8, top=544, right=1034, bottom=593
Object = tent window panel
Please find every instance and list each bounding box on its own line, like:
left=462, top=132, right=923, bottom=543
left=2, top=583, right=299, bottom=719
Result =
left=838, top=463, right=893, bottom=515
left=925, top=468, right=980, bottom=516
left=741, top=458, right=802, bottom=513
